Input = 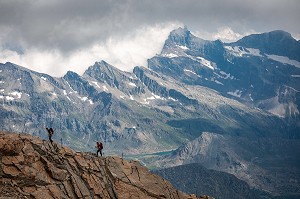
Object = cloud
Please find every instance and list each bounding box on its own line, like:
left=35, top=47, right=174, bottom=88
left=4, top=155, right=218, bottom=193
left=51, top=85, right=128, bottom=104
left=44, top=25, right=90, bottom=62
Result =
left=1, top=0, right=299, bottom=51
left=0, top=0, right=299, bottom=75
left=0, top=22, right=181, bottom=77
left=193, top=27, right=257, bottom=42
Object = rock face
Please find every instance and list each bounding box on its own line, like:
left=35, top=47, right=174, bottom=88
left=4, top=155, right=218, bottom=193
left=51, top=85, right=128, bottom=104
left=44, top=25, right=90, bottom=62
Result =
left=0, top=131, right=207, bottom=199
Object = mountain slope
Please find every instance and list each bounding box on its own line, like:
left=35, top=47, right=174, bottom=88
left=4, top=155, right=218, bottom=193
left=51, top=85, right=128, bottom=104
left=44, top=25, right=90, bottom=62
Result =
left=0, top=131, right=209, bottom=199
left=151, top=132, right=300, bottom=197
left=153, top=163, right=262, bottom=199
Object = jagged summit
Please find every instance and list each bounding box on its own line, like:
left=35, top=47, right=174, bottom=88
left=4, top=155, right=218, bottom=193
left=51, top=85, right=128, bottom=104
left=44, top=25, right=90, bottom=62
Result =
left=83, top=60, right=133, bottom=81
left=0, top=131, right=208, bottom=199
left=162, top=26, right=206, bottom=51
left=160, top=26, right=224, bottom=61
left=167, top=26, right=192, bottom=45
left=83, top=61, right=142, bottom=93
left=86, top=60, right=121, bottom=72
left=63, top=70, right=80, bottom=79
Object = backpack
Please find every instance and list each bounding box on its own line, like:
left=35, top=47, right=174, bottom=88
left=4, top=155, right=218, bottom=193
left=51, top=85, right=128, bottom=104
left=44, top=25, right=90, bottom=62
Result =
left=99, top=142, right=103, bottom=150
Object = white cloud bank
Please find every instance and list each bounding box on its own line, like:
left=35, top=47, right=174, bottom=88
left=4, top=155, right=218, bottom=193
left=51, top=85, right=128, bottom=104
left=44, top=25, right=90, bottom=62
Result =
left=193, top=27, right=257, bottom=43
left=0, top=22, right=181, bottom=77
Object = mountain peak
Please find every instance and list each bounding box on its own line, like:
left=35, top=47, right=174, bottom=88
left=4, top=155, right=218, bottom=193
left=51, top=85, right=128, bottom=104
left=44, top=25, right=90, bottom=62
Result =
left=84, top=60, right=122, bottom=76
left=1, top=62, right=29, bottom=72
left=232, top=30, right=300, bottom=61
left=166, top=26, right=193, bottom=47
left=235, top=30, right=294, bottom=45
left=170, top=26, right=190, bottom=37
left=95, top=60, right=109, bottom=66
left=268, top=30, right=292, bottom=38
left=64, top=70, right=80, bottom=78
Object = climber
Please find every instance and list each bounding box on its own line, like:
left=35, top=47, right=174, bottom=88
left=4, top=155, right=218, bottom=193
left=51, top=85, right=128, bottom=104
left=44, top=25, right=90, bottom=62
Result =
left=46, top=127, right=54, bottom=143
left=96, top=141, right=103, bottom=157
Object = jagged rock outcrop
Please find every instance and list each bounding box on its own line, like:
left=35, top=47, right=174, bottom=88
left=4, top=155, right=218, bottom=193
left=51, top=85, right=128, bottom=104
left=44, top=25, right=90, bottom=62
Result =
left=0, top=131, right=211, bottom=199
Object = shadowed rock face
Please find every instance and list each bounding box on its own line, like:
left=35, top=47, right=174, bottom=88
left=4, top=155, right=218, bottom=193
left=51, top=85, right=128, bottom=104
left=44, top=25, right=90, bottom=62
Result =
left=0, top=131, right=211, bottom=199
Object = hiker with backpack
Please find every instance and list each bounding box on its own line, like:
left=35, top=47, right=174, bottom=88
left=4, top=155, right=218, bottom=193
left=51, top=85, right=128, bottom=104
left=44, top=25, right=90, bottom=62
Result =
left=96, top=141, right=103, bottom=156
left=46, top=127, right=54, bottom=143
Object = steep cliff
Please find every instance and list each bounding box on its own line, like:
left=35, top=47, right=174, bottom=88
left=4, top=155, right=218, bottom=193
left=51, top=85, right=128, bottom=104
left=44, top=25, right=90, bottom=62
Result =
left=0, top=131, right=209, bottom=199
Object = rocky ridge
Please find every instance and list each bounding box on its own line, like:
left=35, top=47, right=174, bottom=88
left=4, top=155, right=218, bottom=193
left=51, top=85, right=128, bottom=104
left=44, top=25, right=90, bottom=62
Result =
left=0, top=131, right=210, bottom=199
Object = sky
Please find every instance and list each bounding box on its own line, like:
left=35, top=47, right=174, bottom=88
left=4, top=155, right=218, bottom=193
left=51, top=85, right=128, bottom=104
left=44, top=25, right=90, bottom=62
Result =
left=0, top=0, right=299, bottom=77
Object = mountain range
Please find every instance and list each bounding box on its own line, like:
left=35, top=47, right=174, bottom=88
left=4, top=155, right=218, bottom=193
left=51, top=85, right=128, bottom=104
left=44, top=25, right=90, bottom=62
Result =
left=1, top=27, right=300, bottom=197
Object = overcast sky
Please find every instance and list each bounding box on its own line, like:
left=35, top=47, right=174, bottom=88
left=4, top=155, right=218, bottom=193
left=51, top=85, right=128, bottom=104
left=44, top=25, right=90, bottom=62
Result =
left=0, top=0, right=299, bottom=76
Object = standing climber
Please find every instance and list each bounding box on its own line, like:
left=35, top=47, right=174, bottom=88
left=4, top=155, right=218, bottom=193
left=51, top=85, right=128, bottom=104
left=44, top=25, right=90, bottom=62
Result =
left=46, top=127, right=54, bottom=143
left=96, top=141, right=103, bottom=156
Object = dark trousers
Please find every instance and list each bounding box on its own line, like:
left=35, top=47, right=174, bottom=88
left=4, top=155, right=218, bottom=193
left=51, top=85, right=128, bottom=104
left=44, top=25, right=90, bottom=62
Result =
left=97, top=149, right=102, bottom=156
left=49, top=135, right=53, bottom=143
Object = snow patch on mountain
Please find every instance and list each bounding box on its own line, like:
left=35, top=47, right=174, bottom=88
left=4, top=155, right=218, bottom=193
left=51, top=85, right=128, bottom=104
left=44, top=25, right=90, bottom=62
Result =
left=128, top=82, right=137, bottom=87
left=78, top=96, right=88, bottom=101
left=227, top=59, right=234, bottom=64
left=196, top=57, right=215, bottom=70
left=147, top=96, right=155, bottom=100
left=65, top=81, right=77, bottom=94
left=162, top=53, right=178, bottom=58
left=266, top=54, right=300, bottom=68
left=249, top=94, right=254, bottom=101
left=0, top=95, right=14, bottom=100
left=102, top=85, right=108, bottom=92
left=76, top=96, right=93, bottom=104
left=92, top=81, right=101, bottom=89
left=168, top=97, right=178, bottom=101
left=153, top=93, right=165, bottom=100
left=219, top=71, right=234, bottom=80
left=10, top=91, right=22, bottom=99
left=178, top=45, right=189, bottom=50
left=225, top=46, right=262, bottom=57
left=227, top=90, right=242, bottom=98
left=41, top=76, right=47, bottom=81
left=142, top=99, right=150, bottom=105
left=184, top=69, right=200, bottom=77
left=214, top=79, right=224, bottom=85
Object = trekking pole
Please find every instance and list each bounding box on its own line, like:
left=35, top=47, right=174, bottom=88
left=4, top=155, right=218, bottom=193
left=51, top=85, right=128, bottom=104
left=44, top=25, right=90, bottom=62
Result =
left=61, top=138, right=63, bottom=147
